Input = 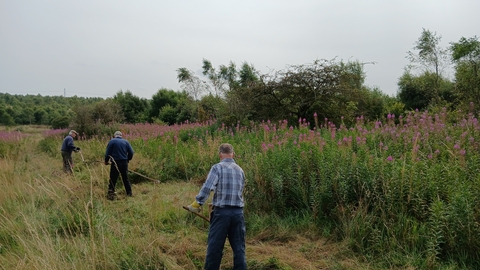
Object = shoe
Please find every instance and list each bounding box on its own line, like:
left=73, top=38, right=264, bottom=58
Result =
left=107, top=190, right=116, bottom=200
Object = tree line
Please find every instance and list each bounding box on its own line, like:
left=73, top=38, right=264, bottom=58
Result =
left=1, top=29, right=478, bottom=132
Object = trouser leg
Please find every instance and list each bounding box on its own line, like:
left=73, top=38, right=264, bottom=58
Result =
left=117, top=160, right=132, bottom=196
left=205, top=211, right=229, bottom=270
left=108, top=164, right=119, bottom=192
left=62, top=151, right=73, bottom=173
left=228, top=212, right=246, bottom=270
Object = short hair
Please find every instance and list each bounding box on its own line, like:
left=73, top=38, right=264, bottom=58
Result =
left=219, top=143, right=234, bottom=154
left=114, top=131, right=122, bottom=137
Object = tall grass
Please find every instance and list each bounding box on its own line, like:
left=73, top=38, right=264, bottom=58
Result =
left=1, top=109, right=479, bottom=269
left=113, top=112, right=479, bottom=268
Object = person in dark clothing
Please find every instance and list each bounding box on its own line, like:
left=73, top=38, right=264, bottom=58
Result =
left=61, top=130, right=80, bottom=173
left=105, top=131, right=134, bottom=199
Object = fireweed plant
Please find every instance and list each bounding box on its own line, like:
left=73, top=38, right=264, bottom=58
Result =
left=35, top=109, right=480, bottom=268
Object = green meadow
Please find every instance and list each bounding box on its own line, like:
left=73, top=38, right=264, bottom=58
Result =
left=1, top=109, right=479, bottom=269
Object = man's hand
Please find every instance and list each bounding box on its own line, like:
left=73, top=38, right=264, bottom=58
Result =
left=74, top=147, right=80, bottom=152
left=186, top=200, right=201, bottom=213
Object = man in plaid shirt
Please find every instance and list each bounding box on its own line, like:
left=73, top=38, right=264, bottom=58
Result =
left=187, top=143, right=246, bottom=270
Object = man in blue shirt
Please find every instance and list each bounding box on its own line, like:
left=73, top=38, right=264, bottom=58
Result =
left=187, top=143, right=246, bottom=270
left=60, top=130, right=80, bottom=174
left=105, top=131, right=134, bottom=200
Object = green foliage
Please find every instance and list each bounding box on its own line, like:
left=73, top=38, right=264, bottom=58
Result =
left=407, top=28, right=449, bottom=79
left=177, top=67, right=208, bottom=100
left=113, top=90, right=150, bottom=123
left=91, top=99, right=124, bottom=125
left=37, top=136, right=60, bottom=158
left=0, top=142, right=12, bottom=158
left=150, top=88, right=183, bottom=121
left=159, top=104, right=178, bottom=125
left=450, top=36, right=480, bottom=107
left=398, top=70, right=454, bottom=110
left=69, top=100, right=124, bottom=136
left=0, top=92, right=101, bottom=127
left=198, top=94, right=227, bottom=122
left=48, top=202, right=90, bottom=237
left=248, top=257, right=288, bottom=270
left=3, top=108, right=480, bottom=268
left=0, top=108, right=15, bottom=126
left=51, top=115, right=70, bottom=129
left=0, top=229, right=18, bottom=255
left=451, top=36, right=480, bottom=62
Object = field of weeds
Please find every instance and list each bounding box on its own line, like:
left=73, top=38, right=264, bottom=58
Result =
left=1, top=109, right=479, bottom=269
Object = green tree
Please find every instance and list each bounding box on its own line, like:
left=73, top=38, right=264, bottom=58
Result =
left=177, top=68, right=208, bottom=100
left=223, top=62, right=260, bottom=123
left=355, top=87, right=392, bottom=122
left=450, top=36, right=480, bottom=106
left=175, top=96, right=196, bottom=124
left=51, top=115, right=70, bottom=129
left=18, top=107, right=35, bottom=124
left=398, top=70, right=454, bottom=111
left=34, top=108, right=49, bottom=125
left=202, top=59, right=227, bottom=97
left=183, top=60, right=260, bottom=123
left=92, top=99, right=124, bottom=125
left=198, top=94, right=227, bottom=122
left=113, top=90, right=149, bottom=123
left=251, top=59, right=365, bottom=125
left=71, top=104, right=94, bottom=133
left=0, top=107, right=15, bottom=126
left=149, top=89, right=190, bottom=123
left=406, top=28, right=450, bottom=101
left=158, top=104, right=177, bottom=125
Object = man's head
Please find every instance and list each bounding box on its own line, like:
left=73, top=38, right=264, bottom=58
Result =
left=114, top=131, right=122, bottom=138
left=218, top=143, right=234, bottom=159
left=69, top=130, right=78, bottom=137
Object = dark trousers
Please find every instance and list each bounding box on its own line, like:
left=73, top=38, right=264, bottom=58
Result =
left=205, top=207, right=246, bottom=270
left=61, top=151, right=73, bottom=173
left=108, top=160, right=132, bottom=196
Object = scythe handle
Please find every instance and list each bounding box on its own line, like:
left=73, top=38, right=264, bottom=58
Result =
left=182, top=206, right=210, bottom=222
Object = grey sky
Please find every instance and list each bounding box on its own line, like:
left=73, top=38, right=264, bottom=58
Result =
left=1, top=0, right=479, bottom=99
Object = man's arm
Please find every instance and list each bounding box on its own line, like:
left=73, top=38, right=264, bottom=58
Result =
left=127, top=142, right=134, bottom=160
left=105, top=142, right=111, bottom=164
left=195, top=166, right=219, bottom=205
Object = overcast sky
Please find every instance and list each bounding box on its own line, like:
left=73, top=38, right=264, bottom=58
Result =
left=1, top=1, right=479, bottom=99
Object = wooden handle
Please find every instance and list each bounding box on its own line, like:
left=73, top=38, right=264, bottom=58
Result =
left=182, top=206, right=210, bottom=222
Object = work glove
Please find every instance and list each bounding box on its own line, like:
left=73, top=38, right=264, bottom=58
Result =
left=75, top=147, right=80, bottom=152
left=186, top=200, right=201, bottom=213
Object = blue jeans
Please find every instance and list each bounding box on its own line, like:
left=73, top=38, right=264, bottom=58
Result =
left=205, top=207, right=246, bottom=270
